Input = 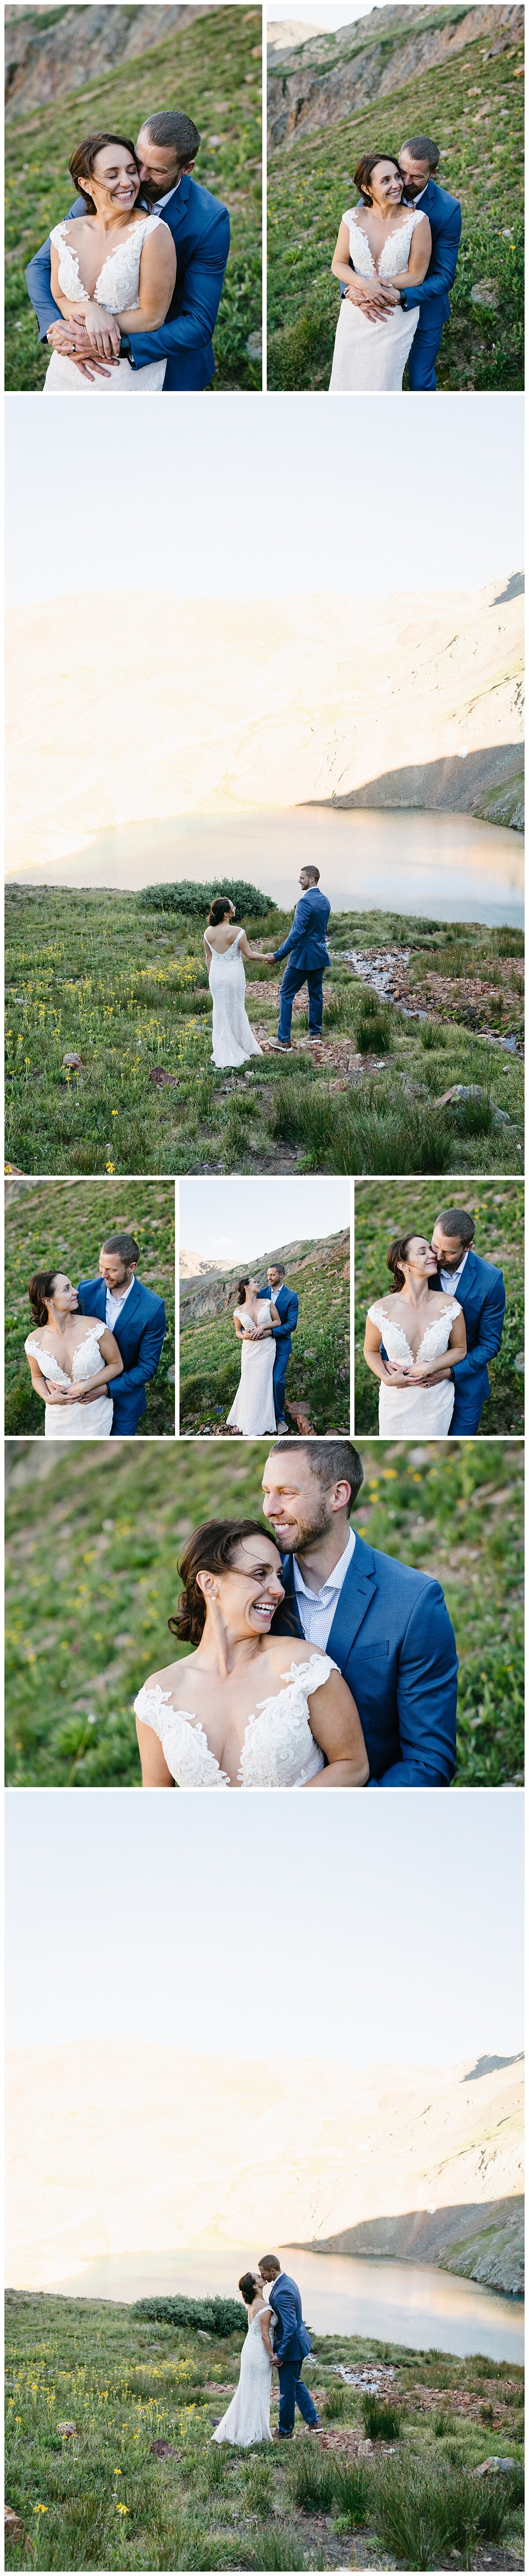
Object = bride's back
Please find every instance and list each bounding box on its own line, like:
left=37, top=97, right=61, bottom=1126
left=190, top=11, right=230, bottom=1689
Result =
left=204, top=922, right=242, bottom=953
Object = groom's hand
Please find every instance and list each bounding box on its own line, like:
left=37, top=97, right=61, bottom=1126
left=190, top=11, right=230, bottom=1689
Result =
left=344, top=277, right=399, bottom=321
left=46, top=320, right=118, bottom=378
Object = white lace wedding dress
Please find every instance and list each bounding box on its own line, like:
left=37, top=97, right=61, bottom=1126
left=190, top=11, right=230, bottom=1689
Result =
left=206, top=933, right=263, bottom=1068
left=329, top=208, right=425, bottom=391
left=368, top=1299, right=461, bottom=1434
left=212, top=2312, right=272, bottom=2447
left=44, top=216, right=166, bottom=392
left=134, top=1651, right=335, bottom=1786
left=25, top=1321, right=113, bottom=1436
left=227, top=1301, right=276, bottom=1434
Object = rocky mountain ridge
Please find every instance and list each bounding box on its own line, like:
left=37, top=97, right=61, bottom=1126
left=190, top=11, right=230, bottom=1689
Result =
left=5, top=5, right=206, bottom=118
left=268, top=2, right=524, bottom=149
left=180, top=1228, right=350, bottom=1321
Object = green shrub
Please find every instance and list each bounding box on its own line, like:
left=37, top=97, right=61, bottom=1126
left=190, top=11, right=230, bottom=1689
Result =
left=332, top=2456, right=373, bottom=2526
left=361, top=2394, right=403, bottom=2441
left=137, top=879, right=276, bottom=919
left=132, top=2293, right=244, bottom=2337
left=290, top=2445, right=336, bottom=2512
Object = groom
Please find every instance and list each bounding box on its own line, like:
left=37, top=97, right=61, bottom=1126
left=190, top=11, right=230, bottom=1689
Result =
left=431, top=1206, right=506, bottom=1437
left=26, top=108, right=230, bottom=390
left=77, top=1232, right=166, bottom=1436
left=343, top=132, right=461, bottom=391
left=263, top=1438, right=458, bottom=1785
left=271, top=868, right=331, bottom=1049
left=258, top=1263, right=299, bottom=1430
left=257, top=2256, right=320, bottom=2438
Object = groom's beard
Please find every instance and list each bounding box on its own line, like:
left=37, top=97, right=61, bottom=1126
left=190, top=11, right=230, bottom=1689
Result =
left=268, top=1501, right=334, bottom=1554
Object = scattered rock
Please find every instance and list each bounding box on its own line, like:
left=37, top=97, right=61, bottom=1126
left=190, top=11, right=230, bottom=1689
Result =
left=246, top=330, right=262, bottom=361
left=57, top=2419, right=77, bottom=2437
left=474, top=2456, right=517, bottom=2476
left=514, top=1352, right=525, bottom=1373
left=62, top=1053, right=82, bottom=1071
left=470, top=278, right=500, bottom=307
left=149, top=1065, right=178, bottom=1086
left=5, top=2509, right=25, bottom=2543
left=150, top=2438, right=181, bottom=2458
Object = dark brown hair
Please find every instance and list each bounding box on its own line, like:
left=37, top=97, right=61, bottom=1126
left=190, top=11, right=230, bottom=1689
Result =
left=354, top=150, right=401, bottom=205
left=269, top=1439, right=363, bottom=1517
left=237, top=1277, right=250, bottom=1305
left=69, top=133, right=140, bottom=212
left=28, top=1271, right=58, bottom=1327
left=208, top=897, right=235, bottom=926
left=258, top=2255, right=280, bottom=2279
left=238, top=2271, right=258, bottom=2305
left=436, top=1207, right=475, bottom=1244
left=101, top=1233, right=138, bottom=1264
left=168, top=1520, right=278, bottom=1646
left=387, top=1233, right=438, bottom=1293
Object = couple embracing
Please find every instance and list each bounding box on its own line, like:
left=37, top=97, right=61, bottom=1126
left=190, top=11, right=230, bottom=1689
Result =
left=213, top=2258, right=319, bottom=2449
left=363, top=1206, right=506, bottom=1439
left=24, top=1232, right=166, bottom=1437
left=134, top=1439, right=458, bottom=1790
left=329, top=132, right=461, bottom=392
left=26, top=110, right=229, bottom=393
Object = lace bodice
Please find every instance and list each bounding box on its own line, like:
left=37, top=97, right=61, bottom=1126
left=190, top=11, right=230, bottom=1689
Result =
left=134, top=1653, right=335, bottom=1788
left=368, top=1300, right=461, bottom=1366
left=234, top=1299, right=273, bottom=1338
left=25, top=1322, right=106, bottom=1385
left=205, top=932, right=244, bottom=980
left=50, top=214, right=161, bottom=312
left=343, top=206, right=425, bottom=279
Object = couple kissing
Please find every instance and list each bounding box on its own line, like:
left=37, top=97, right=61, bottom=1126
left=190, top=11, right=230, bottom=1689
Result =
left=213, top=2258, right=318, bottom=2449
left=134, top=1439, right=458, bottom=1790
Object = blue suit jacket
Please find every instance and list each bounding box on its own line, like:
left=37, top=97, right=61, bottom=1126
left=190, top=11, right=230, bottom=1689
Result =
left=269, top=2274, right=311, bottom=2365
left=273, top=1535, right=458, bottom=1786
left=258, top=1281, right=298, bottom=1351
left=274, top=889, right=331, bottom=971
left=449, top=1250, right=505, bottom=1401
left=25, top=174, right=230, bottom=390
left=342, top=179, right=461, bottom=321
left=77, top=1276, right=166, bottom=1434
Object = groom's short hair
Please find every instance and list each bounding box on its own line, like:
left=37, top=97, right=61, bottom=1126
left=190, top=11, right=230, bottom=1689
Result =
left=101, top=1232, right=139, bottom=1264
left=436, top=1208, right=475, bottom=1244
left=268, top=1261, right=285, bottom=1276
left=301, top=866, right=320, bottom=883
left=142, top=109, right=201, bottom=160
left=401, top=133, right=440, bottom=169
left=270, top=1438, right=363, bottom=1516
left=259, top=2254, right=281, bottom=2278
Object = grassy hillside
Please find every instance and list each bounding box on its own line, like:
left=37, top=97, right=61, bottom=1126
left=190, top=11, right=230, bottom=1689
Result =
left=4, top=1435, right=523, bottom=1787
left=5, top=6, right=261, bottom=390
left=4, top=1176, right=175, bottom=1437
left=4, top=2291, right=524, bottom=2572
left=180, top=1231, right=350, bottom=1433
left=354, top=1178, right=524, bottom=1438
left=5, top=889, right=524, bottom=1177
left=268, top=25, right=524, bottom=390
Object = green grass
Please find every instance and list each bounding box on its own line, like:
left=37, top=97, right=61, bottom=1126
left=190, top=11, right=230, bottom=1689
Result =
left=4, top=1176, right=175, bottom=1437
left=4, top=1434, right=523, bottom=1785
left=267, top=22, right=524, bottom=389
left=354, top=1178, right=524, bottom=1438
left=179, top=1231, right=350, bottom=1434
left=5, top=890, right=524, bottom=1177
left=5, top=2295, right=524, bottom=2571
left=5, top=5, right=261, bottom=391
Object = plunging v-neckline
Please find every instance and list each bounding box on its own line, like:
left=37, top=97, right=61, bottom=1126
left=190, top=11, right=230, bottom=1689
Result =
left=351, top=210, right=412, bottom=278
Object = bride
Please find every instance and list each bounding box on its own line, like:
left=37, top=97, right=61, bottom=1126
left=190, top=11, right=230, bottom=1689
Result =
left=329, top=151, right=431, bottom=392
left=24, top=1269, right=123, bottom=1436
left=204, top=899, right=273, bottom=1067
left=227, top=1278, right=279, bottom=1436
left=364, top=1232, right=466, bottom=1435
left=134, top=1518, right=369, bottom=1788
left=43, top=131, right=176, bottom=392
left=212, top=2274, right=275, bottom=2447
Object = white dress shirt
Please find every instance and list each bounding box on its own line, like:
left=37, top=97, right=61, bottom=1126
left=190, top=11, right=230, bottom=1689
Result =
left=292, top=1529, right=356, bottom=1651
left=104, top=1277, right=135, bottom=1333
left=439, top=1249, right=469, bottom=1295
left=155, top=179, right=183, bottom=212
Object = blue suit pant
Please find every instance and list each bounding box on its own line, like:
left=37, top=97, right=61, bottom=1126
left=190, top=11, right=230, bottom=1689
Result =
left=407, top=297, right=449, bottom=391
left=278, top=2353, right=319, bottom=2434
left=278, top=963, right=324, bottom=1042
left=449, top=1379, right=488, bottom=1437
left=272, top=1342, right=291, bottom=1421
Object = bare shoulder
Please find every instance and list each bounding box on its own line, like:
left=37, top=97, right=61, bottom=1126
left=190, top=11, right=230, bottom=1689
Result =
left=140, top=1658, right=188, bottom=1697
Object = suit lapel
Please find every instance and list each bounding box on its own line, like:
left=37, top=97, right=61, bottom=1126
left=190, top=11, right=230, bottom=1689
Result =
left=112, top=1277, right=142, bottom=1347
left=450, top=1250, right=478, bottom=1316
left=164, top=172, right=192, bottom=236
left=326, top=1538, right=377, bottom=1665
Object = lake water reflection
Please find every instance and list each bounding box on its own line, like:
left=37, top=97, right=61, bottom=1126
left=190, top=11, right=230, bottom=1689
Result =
left=12, top=807, right=524, bottom=927
left=52, top=2244, right=524, bottom=2364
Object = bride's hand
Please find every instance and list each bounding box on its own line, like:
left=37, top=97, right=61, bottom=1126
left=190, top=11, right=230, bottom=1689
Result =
left=81, top=301, right=122, bottom=358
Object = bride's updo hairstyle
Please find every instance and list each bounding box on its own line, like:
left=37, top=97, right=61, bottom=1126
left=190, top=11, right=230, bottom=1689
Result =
left=354, top=151, right=401, bottom=205
left=169, top=1519, right=273, bottom=1644
left=69, top=134, right=140, bottom=213
left=208, top=898, right=235, bottom=925
left=238, top=2271, right=258, bottom=2306
left=28, top=1272, right=58, bottom=1327
left=237, top=1277, right=250, bottom=1303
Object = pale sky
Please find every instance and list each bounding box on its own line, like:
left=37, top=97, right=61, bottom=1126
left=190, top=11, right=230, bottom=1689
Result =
left=6, top=1792, right=523, bottom=2067
left=179, top=1176, right=350, bottom=1264
left=5, top=397, right=523, bottom=609
left=268, top=4, right=387, bottom=25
